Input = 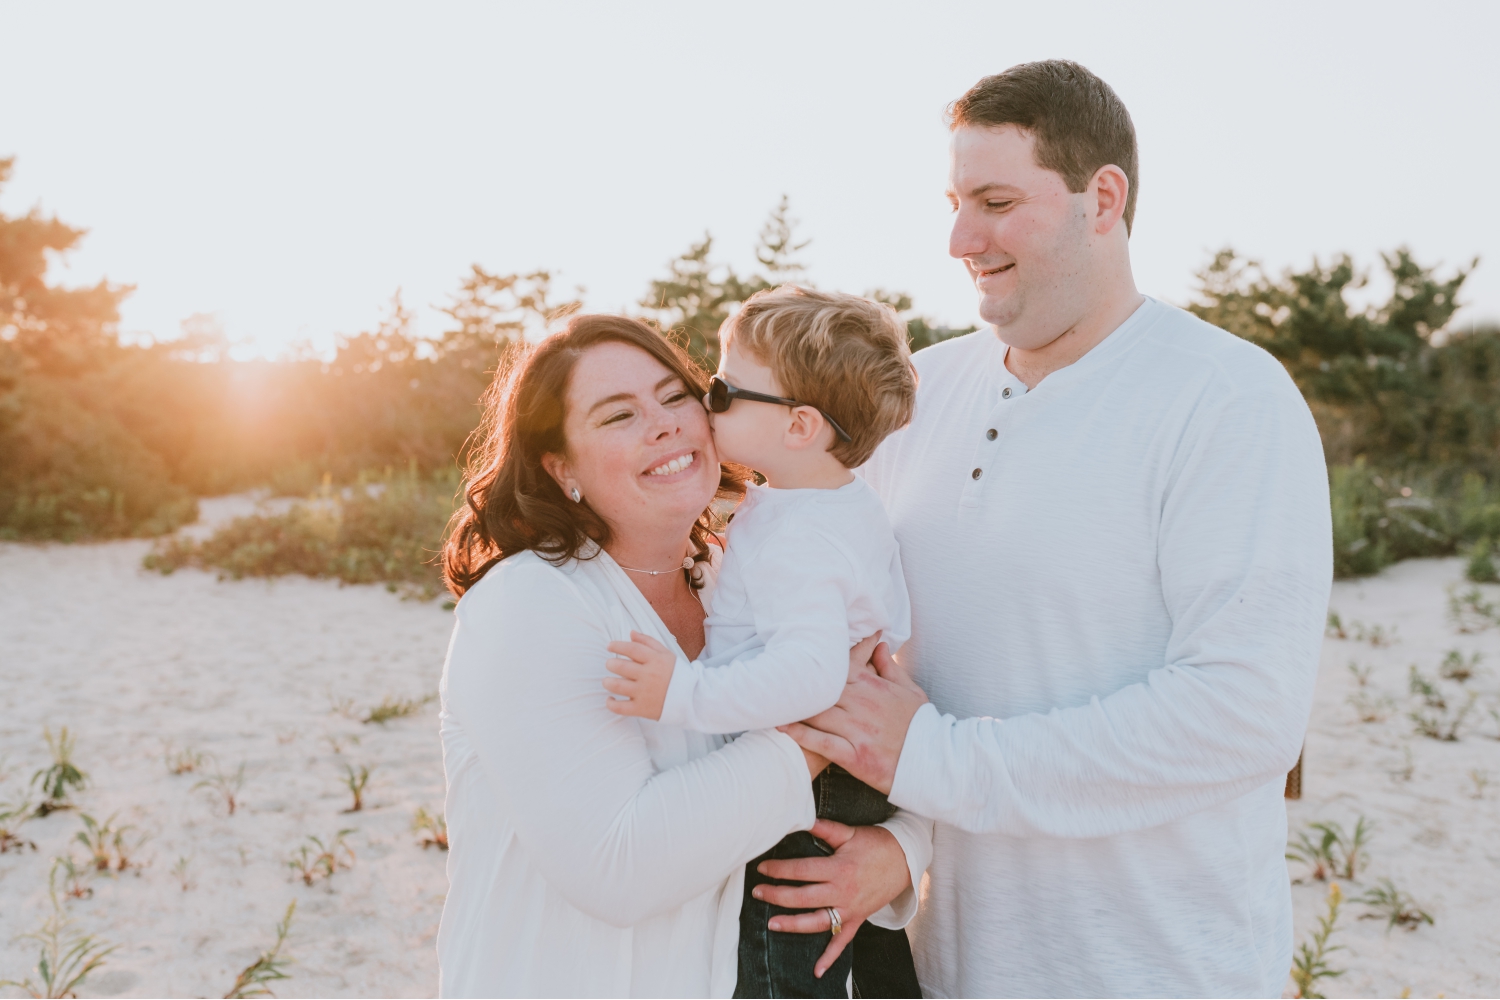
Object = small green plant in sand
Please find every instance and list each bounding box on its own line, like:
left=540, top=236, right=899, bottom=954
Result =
left=0, top=878, right=117, bottom=999
left=223, top=900, right=296, bottom=999
left=1326, top=613, right=1397, bottom=645
left=172, top=855, right=196, bottom=891
left=1439, top=649, right=1480, bottom=682
left=195, top=762, right=247, bottom=816
left=1470, top=769, right=1490, bottom=799
left=1408, top=665, right=1446, bottom=709
left=30, top=728, right=86, bottom=817
left=1356, top=878, right=1433, bottom=932
left=363, top=693, right=435, bottom=725
left=1345, top=661, right=1372, bottom=686
left=1360, top=622, right=1396, bottom=646
left=1289, top=882, right=1344, bottom=999
left=1, top=796, right=37, bottom=853
left=51, top=856, right=95, bottom=900
left=1287, top=817, right=1371, bottom=882
left=413, top=807, right=448, bottom=850
left=1287, top=824, right=1339, bottom=882
left=286, top=830, right=356, bottom=886
left=75, top=813, right=144, bottom=873
left=1410, top=690, right=1478, bottom=741
left=1406, top=664, right=1477, bottom=740
left=1347, top=690, right=1394, bottom=723
left=165, top=745, right=209, bottom=775
left=342, top=765, right=371, bottom=812
left=1447, top=584, right=1499, bottom=633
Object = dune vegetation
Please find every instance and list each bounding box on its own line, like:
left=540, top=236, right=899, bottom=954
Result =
left=3, top=156, right=1496, bottom=587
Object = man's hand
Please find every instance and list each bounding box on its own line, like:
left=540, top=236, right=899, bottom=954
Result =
left=754, top=819, right=912, bottom=979
left=603, top=631, right=675, bottom=720
left=781, top=642, right=928, bottom=794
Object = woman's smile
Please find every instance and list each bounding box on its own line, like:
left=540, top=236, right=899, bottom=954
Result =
left=644, top=449, right=697, bottom=479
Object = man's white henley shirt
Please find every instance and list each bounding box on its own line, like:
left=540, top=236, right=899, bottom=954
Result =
left=861, top=297, right=1332, bottom=998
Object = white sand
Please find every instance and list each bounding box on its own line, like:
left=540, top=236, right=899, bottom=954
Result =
left=1, top=505, right=1497, bottom=997
left=1290, top=558, right=1500, bottom=998
left=0, top=496, right=453, bottom=998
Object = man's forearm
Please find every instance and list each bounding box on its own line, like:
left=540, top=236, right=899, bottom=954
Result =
left=888, top=659, right=1312, bottom=839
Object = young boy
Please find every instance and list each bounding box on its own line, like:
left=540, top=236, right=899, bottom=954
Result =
left=603, top=285, right=920, bottom=998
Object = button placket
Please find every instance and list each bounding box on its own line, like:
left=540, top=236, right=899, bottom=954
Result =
left=960, top=396, right=1016, bottom=508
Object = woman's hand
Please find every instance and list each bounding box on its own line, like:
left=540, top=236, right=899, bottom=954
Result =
left=752, top=818, right=912, bottom=979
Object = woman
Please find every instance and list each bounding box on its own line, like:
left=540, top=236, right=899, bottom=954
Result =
left=435, top=315, right=924, bottom=997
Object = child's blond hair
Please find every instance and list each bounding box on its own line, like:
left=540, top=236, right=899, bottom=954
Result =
left=720, top=286, right=916, bottom=468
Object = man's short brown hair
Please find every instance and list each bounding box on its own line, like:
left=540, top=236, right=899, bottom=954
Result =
left=721, top=286, right=916, bottom=468
left=948, top=60, right=1139, bottom=234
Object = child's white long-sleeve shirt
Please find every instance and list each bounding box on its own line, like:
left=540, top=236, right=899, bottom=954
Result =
left=658, top=477, right=911, bottom=735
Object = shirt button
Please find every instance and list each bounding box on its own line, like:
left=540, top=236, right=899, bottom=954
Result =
left=1002, top=387, right=1012, bottom=399
left=971, top=468, right=983, bottom=480
left=986, top=428, right=997, bottom=440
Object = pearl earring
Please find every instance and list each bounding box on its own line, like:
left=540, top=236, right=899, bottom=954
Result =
left=570, top=487, right=582, bottom=503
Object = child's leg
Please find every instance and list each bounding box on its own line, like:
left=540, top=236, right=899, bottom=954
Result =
left=735, top=831, right=852, bottom=999
left=850, top=923, right=921, bottom=999
left=814, top=766, right=921, bottom=999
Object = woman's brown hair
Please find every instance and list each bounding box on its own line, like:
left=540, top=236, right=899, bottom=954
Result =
left=442, top=314, right=747, bottom=598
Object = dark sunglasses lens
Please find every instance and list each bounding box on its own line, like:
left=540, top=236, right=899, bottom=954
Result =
left=708, top=378, right=730, bottom=412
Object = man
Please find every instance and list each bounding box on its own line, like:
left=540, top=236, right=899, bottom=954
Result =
left=786, top=60, right=1332, bottom=997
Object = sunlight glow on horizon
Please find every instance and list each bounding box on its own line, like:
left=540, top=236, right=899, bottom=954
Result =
left=3, top=1, right=1497, bottom=360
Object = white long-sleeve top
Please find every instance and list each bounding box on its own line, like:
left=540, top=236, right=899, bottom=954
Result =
left=659, top=478, right=912, bottom=734
left=436, top=545, right=930, bottom=998
left=861, top=297, right=1333, bottom=999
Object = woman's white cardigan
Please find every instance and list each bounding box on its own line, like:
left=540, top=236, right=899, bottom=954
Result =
left=436, top=547, right=930, bottom=998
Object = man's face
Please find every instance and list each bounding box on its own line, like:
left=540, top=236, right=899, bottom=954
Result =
left=947, top=125, right=1092, bottom=349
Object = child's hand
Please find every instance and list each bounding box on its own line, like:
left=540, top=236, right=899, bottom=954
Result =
left=603, top=631, right=676, bottom=720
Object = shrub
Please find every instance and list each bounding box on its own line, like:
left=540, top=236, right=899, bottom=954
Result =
left=145, top=469, right=458, bottom=597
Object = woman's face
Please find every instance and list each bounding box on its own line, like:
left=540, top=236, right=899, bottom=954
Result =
left=546, top=341, right=720, bottom=542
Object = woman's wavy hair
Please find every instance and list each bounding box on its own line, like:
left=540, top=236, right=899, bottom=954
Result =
left=443, top=314, right=748, bottom=598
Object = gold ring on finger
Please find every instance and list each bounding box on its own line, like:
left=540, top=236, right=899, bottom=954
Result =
left=826, top=906, right=842, bottom=937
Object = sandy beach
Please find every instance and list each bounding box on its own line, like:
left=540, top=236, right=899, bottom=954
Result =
left=0, top=498, right=453, bottom=998
left=1293, top=557, right=1500, bottom=998
left=2, top=503, right=1498, bottom=997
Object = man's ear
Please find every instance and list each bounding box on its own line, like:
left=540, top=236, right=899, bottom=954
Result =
left=1089, top=164, right=1130, bottom=236
left=783, top=405, right=833, bottom=453
left=541, top=452, right=573, bottom=496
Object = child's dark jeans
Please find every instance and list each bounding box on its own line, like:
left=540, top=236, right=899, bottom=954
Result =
left=734, top=765, right=921, bottom=998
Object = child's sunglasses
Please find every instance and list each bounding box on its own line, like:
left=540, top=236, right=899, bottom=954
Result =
left=705, top=375, right=852, bottom=443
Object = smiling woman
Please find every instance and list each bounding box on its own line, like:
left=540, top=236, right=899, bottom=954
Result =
left=442, top=315, right=745, bottom=596
left=433, top=314, right=849, bottom=997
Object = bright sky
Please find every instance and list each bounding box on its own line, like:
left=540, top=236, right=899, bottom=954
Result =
left=3, top=1, right=1497, bottom=357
